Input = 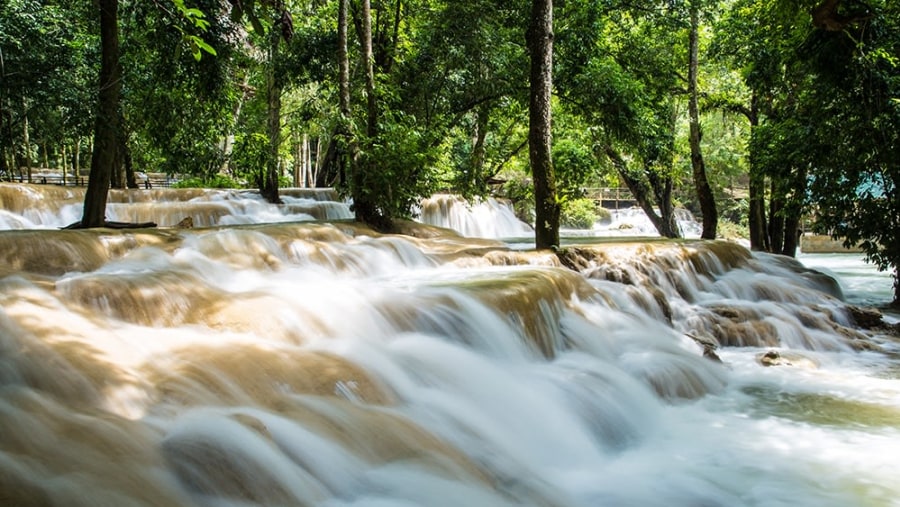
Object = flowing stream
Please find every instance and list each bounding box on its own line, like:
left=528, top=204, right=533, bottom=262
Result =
left=1, top=184, right=898, bottom=507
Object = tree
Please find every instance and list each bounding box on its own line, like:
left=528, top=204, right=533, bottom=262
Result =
left=554, top=4, right=684, bottom=239
left=347, top=0, right=391, bottom=229
left=801, top=0, right=899, bottom=304
left=716, top=0, right=899, bottom=303
left=77, top=0, right=218, bottom=228
left=81, top=0, right=121, bottom=228
left=0, top=0, right=93, bottom=182
left=687, top=0, right=717, bottom=239
left=712, top=0, right=812, bottom=255
left=527, top=0, right=558, bottom=249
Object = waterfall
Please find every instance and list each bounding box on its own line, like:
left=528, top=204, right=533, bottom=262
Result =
left=0, top=184, right=353, bottom=229
left=0, top=184, right=899, bottom=507
left=416, top=193, right=703, bottom=240
left=417, top=194, right=534, bottom=239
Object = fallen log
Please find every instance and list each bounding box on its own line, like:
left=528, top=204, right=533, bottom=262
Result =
left=62, top=220, right=158, bottom=230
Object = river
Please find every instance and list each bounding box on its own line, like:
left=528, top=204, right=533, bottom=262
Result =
left=0, top=184, right=897, bottom=507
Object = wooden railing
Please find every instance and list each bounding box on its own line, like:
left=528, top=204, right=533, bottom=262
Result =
left=583, top=187, right=636, bottom=209
left=4, top=172, right=180, bottom=188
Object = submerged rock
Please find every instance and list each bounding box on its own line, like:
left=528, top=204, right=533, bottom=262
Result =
left=756, top=350, right=819, bottom=369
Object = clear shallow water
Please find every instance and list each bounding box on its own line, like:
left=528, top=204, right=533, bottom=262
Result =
left=799, top=252, right=897, bottom=319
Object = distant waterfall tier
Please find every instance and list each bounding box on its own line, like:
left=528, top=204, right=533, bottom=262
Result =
left=416, top=193, right=703, bottom=240
left=417, top=194, right=534, bottom=239
left=0, top=184, right=352, bottom=230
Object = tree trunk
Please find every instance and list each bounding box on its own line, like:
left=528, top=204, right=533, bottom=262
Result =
left=350, top=0, right=389, bottom=230
left=688, top=0, right=717, bottom=239
left=112, top=113, right=133, bottom=189
left=74, top=138, right=81, bottom=180
left=470, top=105, right=488, bottom=193
left=22, top=102, right=31, bottom=183
left=292, top=130, right=301, bottom=187
left=81, top=0, right=121, bottom=228
left=745, top=95, right=769, bottom=251
left=648, top=170, right=681, bottom=239
left=527, top=0, right=558, bottom=250
left=220, top=74, right=251, bottom=175
left=893, top=266, right=899, bottom=307
left=605, top=146, right=679, bottom=238
left=768, top=191, right=785, bottom=256
left=748, top=169, right=768, bottom=250
left=61, top=144, right=68, bottom=186
left=0, top=90, right=7, bottom=178
left=312, top=136, right=322, bottom=187
left=122, top=123, right=137, bottom=189
left=261, top=26, right=283, bottom=204
left=0, top=141, right=7, bottom=178
left=322, top=0, right=354, bottom=191
left=778, top=166, right=807, bottom=257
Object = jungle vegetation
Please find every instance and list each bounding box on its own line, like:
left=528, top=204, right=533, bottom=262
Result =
left=0, top=0, right=897, bottom=302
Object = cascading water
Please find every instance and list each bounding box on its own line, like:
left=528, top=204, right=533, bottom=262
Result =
left=0, top=185, right=352, bottom=230
left=1, top=183, right=898, bottom=507
left=417, top=194, right=535, bottom=239
left=416, top=194, right=704, bottom=241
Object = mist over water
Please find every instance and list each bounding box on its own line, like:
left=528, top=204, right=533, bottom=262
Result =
left=1, top=184, right=899, bottom=507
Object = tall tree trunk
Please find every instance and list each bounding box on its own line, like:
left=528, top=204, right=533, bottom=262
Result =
left=893, top=266, right=899, bottom=307
left=220, top=74, right=251, bottom=175
left=748, top=168, right=769, bottom=250
left=323, top=0, right=354, bottom=191
left=648, top=170, right=681, bottom=239
left=61, top=144, right=68, bottom=186
left=779, top=166, right=807, bottom=257
left=470, top=105, right=488, bottom=193
left=688, top=0, right=717, bottom=239
left=527, top=0, right=558, bottom=250
left=74, top=138, right=81, bottom=181
left=313, top=136, right=322, bottom=187
left=112, top=111, right=133, bottom=189
left=350, top=0, right=388, bottom=230
left=292, top=130, right=301, bottom=187
left=0, top=138, right=7, bottom=178
left=0, top=69, right=7, bottom=178
left=261, top=26, right=283, bottom=204
left=745, top=94, right=769, bottom=251
left=605, top=146, right=679, bottom=238
left=768, top=190, right=785, bottom=256
left=82, top=0, right=121, bottom=227
left=122, top=119, right=137, bottom=189
left=22, top=102, right=31, bottom=183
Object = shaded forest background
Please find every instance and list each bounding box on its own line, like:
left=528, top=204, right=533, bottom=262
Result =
left=0, top=0, right=898, bottom=300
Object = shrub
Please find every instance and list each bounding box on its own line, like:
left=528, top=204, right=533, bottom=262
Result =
left=561, top=198, right=598, bottom=229
left=172, top=174, right=245, bottom=189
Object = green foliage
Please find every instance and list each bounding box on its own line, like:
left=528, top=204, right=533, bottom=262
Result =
left=719, top=197, right=749, bottom=227
left=230, top=132, right=269, bottom=182
left=171, top=0, right=217, bottom=60
left=501, top=177, right=535, bottom=224
left=716, top=218, right=749, bottom=241
left=560, top=198, right=598, bottom=229
left=122, top=0, right=240, bottom=177
left=552, top=136, right=596, bottom=201
left=172, top=174, right=247, bottom=189
left=8, top=0, right=895, bottom=302
left=356, top=110, right=441, bottom=220
left=0, top=0, right=95, bottom=160
left=714, top=0, right=900, bottom=298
